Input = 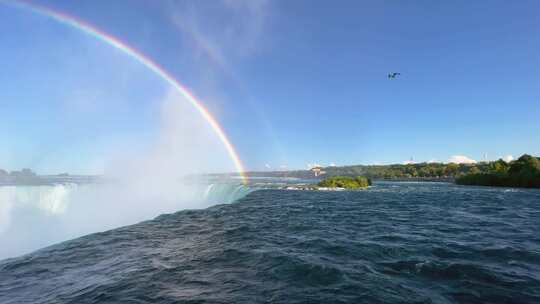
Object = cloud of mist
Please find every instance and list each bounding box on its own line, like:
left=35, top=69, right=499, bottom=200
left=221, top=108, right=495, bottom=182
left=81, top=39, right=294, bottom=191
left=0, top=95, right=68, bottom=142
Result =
left=0, top=197, right=13, bottom=235
left=0, top=86, right=239, bottom=259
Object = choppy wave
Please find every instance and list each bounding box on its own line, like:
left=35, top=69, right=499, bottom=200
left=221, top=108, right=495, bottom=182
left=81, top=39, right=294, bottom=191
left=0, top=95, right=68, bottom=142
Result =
left=1, top=182, right=539, bottom=303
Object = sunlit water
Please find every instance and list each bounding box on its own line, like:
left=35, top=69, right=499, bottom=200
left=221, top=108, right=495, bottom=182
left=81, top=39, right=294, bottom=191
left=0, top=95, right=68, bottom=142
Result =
left=1, top=182, right=539, bottom=303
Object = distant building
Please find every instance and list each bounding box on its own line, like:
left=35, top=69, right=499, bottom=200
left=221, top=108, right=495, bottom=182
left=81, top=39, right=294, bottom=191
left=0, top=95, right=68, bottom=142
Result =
left=10, top=168, right=36, bottom=178
left=310, top=166, right=326, bottom=177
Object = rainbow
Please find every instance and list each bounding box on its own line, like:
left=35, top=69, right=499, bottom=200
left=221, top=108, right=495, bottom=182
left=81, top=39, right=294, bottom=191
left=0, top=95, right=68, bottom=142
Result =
left=5, top=0, right=247, bottom=183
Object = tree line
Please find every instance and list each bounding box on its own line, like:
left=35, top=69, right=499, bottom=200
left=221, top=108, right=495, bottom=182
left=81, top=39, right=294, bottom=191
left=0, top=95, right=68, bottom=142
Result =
left=321, top=161, right=491, bottom=179
left=455, top=154, right=540, bottom=188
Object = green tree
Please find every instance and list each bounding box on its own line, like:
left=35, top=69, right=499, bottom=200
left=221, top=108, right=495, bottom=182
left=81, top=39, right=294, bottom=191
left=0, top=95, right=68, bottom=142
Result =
left=509, top=154, right=540, bottom=175
left=468, top=166, right=481, bottom=175
left=489, top=159, right=509, bottom=174
left=318, top=176, right=371, bottom=189
left=445, top=163, right=459, bottom=176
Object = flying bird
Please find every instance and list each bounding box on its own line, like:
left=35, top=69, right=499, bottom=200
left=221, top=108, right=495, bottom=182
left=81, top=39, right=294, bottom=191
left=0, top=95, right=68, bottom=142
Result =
left=388, top=72, right=401, bottom=79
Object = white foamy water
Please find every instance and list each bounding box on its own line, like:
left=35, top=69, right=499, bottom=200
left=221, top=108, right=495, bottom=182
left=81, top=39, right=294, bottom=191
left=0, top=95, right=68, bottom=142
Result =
left=0, top=181, right=253, bottom=260
left=0, top=184, right=75, bottom=216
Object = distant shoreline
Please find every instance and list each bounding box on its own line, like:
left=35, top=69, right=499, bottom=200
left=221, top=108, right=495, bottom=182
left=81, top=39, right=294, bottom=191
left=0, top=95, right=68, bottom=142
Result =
left=242, top=155, right=539, bottom=189
left=3, top=154, right=538, bottom=189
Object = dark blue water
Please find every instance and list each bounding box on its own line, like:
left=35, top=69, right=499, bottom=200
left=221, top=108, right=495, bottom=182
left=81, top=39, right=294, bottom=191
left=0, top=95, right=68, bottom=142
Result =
left=1, top=182, right=539, bottom=303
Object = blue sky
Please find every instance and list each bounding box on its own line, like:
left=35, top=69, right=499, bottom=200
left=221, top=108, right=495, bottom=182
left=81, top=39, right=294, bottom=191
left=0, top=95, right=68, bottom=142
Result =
left=1, top=0, right=539, bottom=173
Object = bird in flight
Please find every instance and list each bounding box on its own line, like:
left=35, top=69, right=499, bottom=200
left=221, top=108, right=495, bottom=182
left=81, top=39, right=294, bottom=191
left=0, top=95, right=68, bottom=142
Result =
left=388, top=72, right=401, bottom=79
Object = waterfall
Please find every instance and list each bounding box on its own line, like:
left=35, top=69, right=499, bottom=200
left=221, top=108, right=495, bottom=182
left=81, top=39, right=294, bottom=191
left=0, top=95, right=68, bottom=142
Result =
left=0, top=181, right=257, bottom=259
left=202, top=183, right=254, bottom=204
left=0, top=184, right=78, bottom=217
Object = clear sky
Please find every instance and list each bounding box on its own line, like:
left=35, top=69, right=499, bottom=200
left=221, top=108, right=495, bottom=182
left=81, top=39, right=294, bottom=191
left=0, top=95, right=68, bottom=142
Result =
left=1, top=0, right=539, bottom=173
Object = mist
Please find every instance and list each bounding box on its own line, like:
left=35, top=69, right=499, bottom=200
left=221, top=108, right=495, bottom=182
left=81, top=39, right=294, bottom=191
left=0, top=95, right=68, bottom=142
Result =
left=0, top=87, right=243, bottom=259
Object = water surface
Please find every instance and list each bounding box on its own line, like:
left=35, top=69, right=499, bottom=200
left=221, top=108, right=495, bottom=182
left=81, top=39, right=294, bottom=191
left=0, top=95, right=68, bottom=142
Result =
left=1, top=182, right=539, bottom=303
